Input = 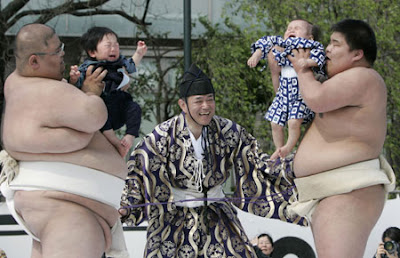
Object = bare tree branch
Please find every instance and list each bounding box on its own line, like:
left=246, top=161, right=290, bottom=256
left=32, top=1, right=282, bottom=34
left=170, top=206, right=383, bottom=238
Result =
left=1, top=0, right=30, bottom=22
left=69, top=9, right=151, bottom=26
left=5, top=0, right=111, bottom=28
left=0, top=0, right=153, bottom=86
left=5, top=0, right=152, bottom=28
left=141, top=0, right=151, bottom=24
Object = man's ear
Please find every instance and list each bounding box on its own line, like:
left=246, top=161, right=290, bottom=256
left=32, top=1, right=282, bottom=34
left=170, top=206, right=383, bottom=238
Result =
left=88, top=50, right=97, bottom=58
left=178, top=98, right=186, bottom=111
left=28, top=55, right=40, bottom=70
left=352, top=49, right=364, bottom=62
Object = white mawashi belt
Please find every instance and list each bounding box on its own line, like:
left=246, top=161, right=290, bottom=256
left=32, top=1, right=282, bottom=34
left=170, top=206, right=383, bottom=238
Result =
left=172, top=185, right=226, bottom=208
left=7, top=161, right=125, bottom=209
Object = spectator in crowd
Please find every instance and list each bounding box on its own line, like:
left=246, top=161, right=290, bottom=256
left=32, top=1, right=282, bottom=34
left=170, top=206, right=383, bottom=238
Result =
left=252, top=233, right=274, bottom=258
left=374, top=227, right=400, bottom=258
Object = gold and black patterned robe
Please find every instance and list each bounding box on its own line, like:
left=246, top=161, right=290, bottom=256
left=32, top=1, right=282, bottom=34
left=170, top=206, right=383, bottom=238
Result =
left=121, top=113, right=307, bottom=258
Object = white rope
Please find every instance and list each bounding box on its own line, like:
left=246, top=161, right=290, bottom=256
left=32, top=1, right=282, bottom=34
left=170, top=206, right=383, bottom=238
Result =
left=0, top=150, right=19, bottom=185
left=191, top=159, right=205, bottom=193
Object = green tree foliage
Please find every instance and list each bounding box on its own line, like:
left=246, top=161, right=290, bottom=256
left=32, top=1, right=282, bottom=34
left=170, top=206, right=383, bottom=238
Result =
left=193, top=0, right=400, bottom=188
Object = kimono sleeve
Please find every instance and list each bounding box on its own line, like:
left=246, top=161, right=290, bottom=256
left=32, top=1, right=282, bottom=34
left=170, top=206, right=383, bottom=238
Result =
left=120, top=140, right=148, bottom=226
left=251, top=35, right=284, bottom=60
left=120, top=129, right=174, bottom=226
left=309, top=41, right=326, bottom=74
left=123, top=57, right=137, bottom=74
left=231, top=126, right=308, bottom=226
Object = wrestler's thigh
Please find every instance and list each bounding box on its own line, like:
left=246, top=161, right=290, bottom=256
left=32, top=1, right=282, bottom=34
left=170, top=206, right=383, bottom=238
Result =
left=31, top=240, right=41, bottom=258
left=311, top=185, right=385, bottom=258
left=14, top=191, right=106, bottom=258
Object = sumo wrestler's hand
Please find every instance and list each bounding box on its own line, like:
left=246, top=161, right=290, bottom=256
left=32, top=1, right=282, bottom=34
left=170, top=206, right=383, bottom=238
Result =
left=81, top=65, right=108, bottom=96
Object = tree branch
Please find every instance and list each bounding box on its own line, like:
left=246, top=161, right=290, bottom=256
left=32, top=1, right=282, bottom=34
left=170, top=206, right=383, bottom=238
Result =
left=70, top=9, right=151, bottom=26
left=1, top=0, right=30, bottom=22
left=5, top=0, right=151, bottom=28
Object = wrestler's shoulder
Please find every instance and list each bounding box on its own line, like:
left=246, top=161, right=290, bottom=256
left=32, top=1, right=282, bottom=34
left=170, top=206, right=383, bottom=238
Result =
left=355, top=67, right=385, bottom=92
left=343, top=66, right=381, bottom=78
left=6, top=75, right=74, bottom=94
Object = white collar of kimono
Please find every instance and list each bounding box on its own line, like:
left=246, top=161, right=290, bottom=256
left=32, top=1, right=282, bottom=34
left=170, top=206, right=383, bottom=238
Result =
left=188, top=128, right=206, bottom=192
left=188, top=128, right=204, bottom=160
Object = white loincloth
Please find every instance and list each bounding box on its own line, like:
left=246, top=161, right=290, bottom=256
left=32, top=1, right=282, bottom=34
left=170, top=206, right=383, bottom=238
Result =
left=0, top=151, right=129, bottom=257
left=288, top=155, right=396, bottom=222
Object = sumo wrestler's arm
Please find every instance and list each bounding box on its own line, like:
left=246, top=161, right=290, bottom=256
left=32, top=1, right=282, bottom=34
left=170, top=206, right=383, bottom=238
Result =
left=45, top=66, right=108, bottom=133
left=2, top=67, right=108, bottom=154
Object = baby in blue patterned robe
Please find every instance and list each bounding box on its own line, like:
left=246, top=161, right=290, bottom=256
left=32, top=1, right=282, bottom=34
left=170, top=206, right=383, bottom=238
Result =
left=248, top=19, right=326, bottom=160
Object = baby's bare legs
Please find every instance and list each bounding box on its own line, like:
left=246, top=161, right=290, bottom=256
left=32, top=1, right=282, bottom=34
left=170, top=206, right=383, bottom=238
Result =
left=270, top=122, right=285, bottom=160
left=102, top=129, right=126, bottom=157
left=121, top=134, right=135, bottom=157
left=278, top=118, right=303, bottom=158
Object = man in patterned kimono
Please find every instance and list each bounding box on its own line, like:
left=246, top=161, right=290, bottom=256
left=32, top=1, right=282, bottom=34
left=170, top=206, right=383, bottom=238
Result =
left=119, top=64, right=306, bottom=257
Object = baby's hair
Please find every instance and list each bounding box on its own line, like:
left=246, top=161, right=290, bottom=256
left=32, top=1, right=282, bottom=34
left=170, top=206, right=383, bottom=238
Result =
left=310, top=23, right=321, bottom=41
left=293, top=19, right=321, bottom=41
left=80, top=26, right=119, bottom=57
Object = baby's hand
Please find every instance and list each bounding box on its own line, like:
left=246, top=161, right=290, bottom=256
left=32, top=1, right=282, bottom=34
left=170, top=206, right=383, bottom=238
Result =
left=247, top=49, right=262, bottom=68
left=247, top=55, right=259, bottom=68
left=136, top=41, right=148, bottom=57
left=69, top=65, right=80, bottom=85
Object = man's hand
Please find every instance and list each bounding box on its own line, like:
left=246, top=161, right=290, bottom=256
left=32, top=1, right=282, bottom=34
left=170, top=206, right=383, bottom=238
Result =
left=118, top=207, right=129, bottom=223
left=118, top=208, right=128, bottom=217
left=288, top=48, right=314, bottom=73
left=81, top=65, right=108, bottom=96
left=250, top=237, right=258, bottom=246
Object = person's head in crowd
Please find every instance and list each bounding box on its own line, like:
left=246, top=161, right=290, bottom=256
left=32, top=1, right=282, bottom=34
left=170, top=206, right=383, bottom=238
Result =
left=382, top=227, right=400, bottom=243
left=375, top=227, right=400, bottom=258
left=258, top=233, right=274, bottom=256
